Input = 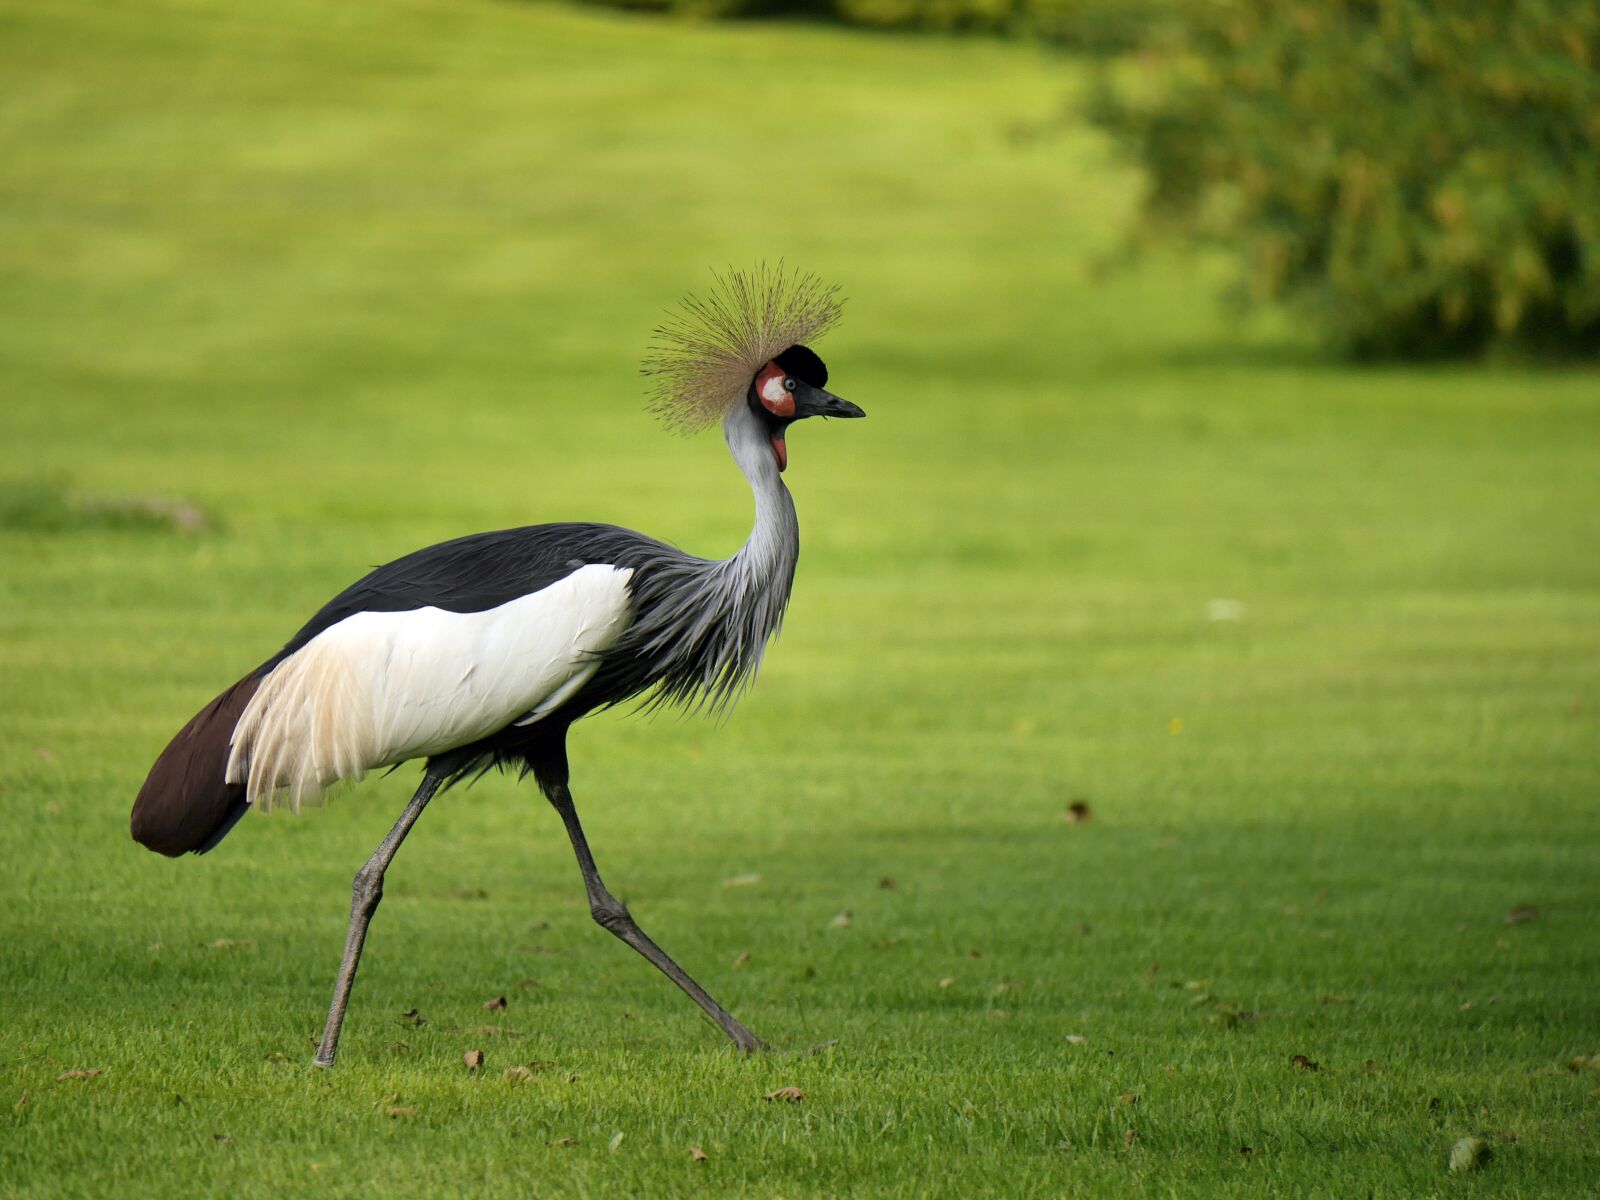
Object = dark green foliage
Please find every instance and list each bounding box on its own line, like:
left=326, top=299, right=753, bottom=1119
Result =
left=579, top=0, right=824, bottom=21
left=831, top=0, right=1015, bottom=37
left=572, top=0, right=1172, bottom=52
left=828, top=0, right=1187, bottom=52
left=1090, top=1, right=1600, bottom=357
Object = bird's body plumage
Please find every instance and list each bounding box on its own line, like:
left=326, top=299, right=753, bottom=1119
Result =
left=133, top=383, right=801, bottom=855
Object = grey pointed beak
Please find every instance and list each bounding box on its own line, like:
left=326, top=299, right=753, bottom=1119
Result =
left=796, top=385, right=865, bottom=420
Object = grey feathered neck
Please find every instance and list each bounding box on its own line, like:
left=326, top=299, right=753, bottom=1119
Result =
left=601, top=401, right=798, bottom=715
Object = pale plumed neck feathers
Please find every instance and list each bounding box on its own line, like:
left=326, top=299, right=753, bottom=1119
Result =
left=605, top=401, right=798, bottom=716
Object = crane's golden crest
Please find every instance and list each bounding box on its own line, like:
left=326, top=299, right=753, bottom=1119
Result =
left=643, top=265, right=843, bottom=432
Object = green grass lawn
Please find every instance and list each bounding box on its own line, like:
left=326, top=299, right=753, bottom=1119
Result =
left=3, top=1, right=1599, bottom=1195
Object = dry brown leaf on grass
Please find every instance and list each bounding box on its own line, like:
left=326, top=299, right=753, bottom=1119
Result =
left=213, top=1133, right=233, bottom=1145
left=504, top=1061, right=554, bottom=1082
left=764, top=1087, right=805, bottom=1102
left=550, top=1137, right=580, bottom=1147
left=1504, top=904, right=1539, bottom=926
left=208, top=939, right=252, bottom=950
left=732, top=951, right=751, bottom=969
left=399, top=1008, right=425, bottom=1026
left=809, top=1040, right=839, bottom=1055
left=1064, top=801, right=1092, bottom=823
left=689, top=1145, right=709, bottom=1162
left=387, top=1106, right=417, bottom=1119
left=878, top=876, right=897, bottom=889
left=462, top=1050, right=484, bottom=1073
left=56, top=1069, right=102, bottom=1082
left=723, top=873, right=762, bottom=888
left=830, top=911, right=852, bottom=928
left=1116, top=1093, right=1141, bottom=1106
left=1291, top=1055, right=1320, bottom=1072
left=1450, top=1136, right=1492, bottom=1173
left=1123, top=1129, right=1137, bottom=1147
left=938, top=977, right=956, bottom=988
left=515, top=978, right=540, bottom=990
left=482, top=996, right=507, bottom=1011
left=1065, top=1035, right=1088, bottom=1045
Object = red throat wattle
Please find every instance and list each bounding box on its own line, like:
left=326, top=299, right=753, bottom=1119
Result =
left=770, top=435, right=787, bottom=472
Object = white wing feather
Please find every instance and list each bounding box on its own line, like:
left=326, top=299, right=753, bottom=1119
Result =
left=226, top=564, right=633, bottom=811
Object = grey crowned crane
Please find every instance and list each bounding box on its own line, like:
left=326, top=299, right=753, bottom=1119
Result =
left=130, top=268, right=863, bottom=1066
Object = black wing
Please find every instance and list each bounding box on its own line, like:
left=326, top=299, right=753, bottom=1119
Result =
left=258, top=522, right=675, bottom=674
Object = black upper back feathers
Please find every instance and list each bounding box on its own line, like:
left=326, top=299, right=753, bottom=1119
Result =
left=258, top=523, right=681, bottom=676
left=774, top=344, right=827, bottom=388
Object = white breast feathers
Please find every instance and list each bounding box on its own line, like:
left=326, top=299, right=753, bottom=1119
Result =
left=225, top=564, right=634, bottom=811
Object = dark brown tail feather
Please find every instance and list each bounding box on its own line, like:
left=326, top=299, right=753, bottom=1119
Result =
left=131, top=675, right=260, bottom=857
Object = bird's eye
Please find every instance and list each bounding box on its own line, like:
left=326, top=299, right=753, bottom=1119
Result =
left=783, top=377, right=796, bottom=392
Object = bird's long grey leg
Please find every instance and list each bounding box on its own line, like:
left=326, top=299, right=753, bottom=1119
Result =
left=312, top=771, right=443, bottom=1068
left=544, top=781, right=767, bottom=1053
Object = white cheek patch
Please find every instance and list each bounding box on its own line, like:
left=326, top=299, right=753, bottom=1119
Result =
left=760, top=373, right=789, bottom=405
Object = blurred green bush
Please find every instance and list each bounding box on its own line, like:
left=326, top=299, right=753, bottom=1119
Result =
left=574, top=0, right=1599, bottom=357
left=1089, top=1, right=1600, bottom=357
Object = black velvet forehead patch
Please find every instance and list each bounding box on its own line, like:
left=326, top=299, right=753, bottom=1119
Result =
left=774, top=344, right=828, bottom=389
